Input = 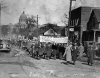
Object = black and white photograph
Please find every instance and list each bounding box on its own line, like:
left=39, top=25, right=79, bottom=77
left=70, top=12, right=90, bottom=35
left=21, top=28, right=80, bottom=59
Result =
left=0, top=0, right=100, bottom=78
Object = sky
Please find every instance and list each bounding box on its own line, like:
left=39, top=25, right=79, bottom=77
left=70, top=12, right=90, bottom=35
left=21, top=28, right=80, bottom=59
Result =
left=1, top=0, right=100, bottom=26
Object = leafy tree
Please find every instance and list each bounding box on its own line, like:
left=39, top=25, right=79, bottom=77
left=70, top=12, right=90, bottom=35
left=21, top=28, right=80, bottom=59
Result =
left=1, top=25, right=9, bottom=37
left=27, top=15, right=37, bottom=29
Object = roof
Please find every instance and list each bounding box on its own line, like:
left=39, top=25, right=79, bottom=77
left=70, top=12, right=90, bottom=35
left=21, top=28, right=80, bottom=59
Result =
left=91, top=29, right=100, bottom=31
left=31, top=23, right=66, bottom=36
left=19, top=11, right=27, bottom=20
left=38, top=23, right=66, bottom=35
left=92, top=9, right=100, bottom=22
left=72, top=6, right=100, bottom=11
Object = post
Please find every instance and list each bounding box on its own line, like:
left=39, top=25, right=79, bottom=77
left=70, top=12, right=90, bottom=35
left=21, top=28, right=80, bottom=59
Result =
left=80, top=26, right=82, bottom=44
left=94, top=31, right=96, bottom=42
left=37, top=15, right=38, bottom=38
left=67, top=0, right=72, bottom=41
left=37, top=15, right=39, bottom=59
left=0, top=4, right=1, bottom=39
left=0, top=4, right=1, bottom=26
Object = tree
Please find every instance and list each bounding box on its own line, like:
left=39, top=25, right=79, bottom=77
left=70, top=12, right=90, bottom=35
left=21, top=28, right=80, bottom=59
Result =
left=1, top=25, right=9, bottom=37
left=62, top=13, right=69, bottom=26
left=27, top=15, right=37, bottom=29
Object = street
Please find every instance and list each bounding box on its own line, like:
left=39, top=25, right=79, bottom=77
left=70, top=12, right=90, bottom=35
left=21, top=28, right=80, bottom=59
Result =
left=0, top=47, right=100, bottom=78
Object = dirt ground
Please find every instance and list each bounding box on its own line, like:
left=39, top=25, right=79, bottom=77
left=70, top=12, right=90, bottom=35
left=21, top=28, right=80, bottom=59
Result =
left=0, top=48, right=100, bottom=78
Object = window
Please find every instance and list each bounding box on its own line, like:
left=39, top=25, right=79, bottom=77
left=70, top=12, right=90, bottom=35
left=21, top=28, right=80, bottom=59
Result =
left=99, top=23, right=100, bottom=29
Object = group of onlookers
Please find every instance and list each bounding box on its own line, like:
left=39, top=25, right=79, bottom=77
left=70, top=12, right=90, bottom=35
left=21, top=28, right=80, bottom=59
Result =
left=63, top=42, right=84, bottom=65
left=63, top=42, right=99, bottom=66
left=28, top=42, right=65, bottom=60
left=20, top=41, right=98, bottom=66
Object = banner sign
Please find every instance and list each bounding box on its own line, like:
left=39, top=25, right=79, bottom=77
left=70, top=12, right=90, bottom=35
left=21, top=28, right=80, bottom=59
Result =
left=40, top=36, right=53, bottom=43
left=39, top=36, right=68, bottom=43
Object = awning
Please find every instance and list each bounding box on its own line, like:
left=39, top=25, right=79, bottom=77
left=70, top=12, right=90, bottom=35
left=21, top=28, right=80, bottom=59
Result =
left=91, top=29, right=100, bottom=31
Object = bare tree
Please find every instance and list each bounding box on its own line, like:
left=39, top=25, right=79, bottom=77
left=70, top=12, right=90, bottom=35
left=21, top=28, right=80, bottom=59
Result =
left=62, top=13, right=69, bottom=26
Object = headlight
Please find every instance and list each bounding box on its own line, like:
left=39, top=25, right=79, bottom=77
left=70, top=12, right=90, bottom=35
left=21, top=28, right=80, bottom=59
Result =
left=0, top=45, right=3, bottom=47
left=6, top=44, right=9, bottom=48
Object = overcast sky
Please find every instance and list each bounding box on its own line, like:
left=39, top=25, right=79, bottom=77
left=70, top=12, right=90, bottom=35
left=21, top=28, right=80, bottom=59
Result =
left=1, top=0, right=100, bottom=26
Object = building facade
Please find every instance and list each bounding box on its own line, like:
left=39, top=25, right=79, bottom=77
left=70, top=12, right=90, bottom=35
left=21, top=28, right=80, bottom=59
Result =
left=87, top=9, right=100, bottom=43
left=70, top=6, right=93, bottom=44
left=32, top=23, right=66, bottom=37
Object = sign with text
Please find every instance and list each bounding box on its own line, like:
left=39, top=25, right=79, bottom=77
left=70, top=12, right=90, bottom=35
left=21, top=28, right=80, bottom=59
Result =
left=39, top=36, right=68, bottom=43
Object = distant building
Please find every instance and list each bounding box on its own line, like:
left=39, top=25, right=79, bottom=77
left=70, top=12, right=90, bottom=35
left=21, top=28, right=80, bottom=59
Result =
left=19, top=11, right=27, bottom=28
left=87, top=9, right=100, bottom=43
left=31, top=23, right=66, bottom=37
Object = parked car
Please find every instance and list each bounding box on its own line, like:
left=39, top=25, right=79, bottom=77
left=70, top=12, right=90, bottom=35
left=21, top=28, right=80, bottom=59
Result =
left=0, top=40, right=11, bottom=52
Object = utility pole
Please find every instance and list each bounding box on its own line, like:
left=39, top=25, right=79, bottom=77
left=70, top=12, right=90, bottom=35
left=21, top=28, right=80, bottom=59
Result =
left=67, top=0, right=73, bottom=41
left=36, top=15, right=40, bottom=59
left=0, top=4, right=1, bottom=26
left=0, top=4, right=1, bottom=39
left=36, top=15, right=40, bottom=42
left=37, top=15, right=38, bottom=38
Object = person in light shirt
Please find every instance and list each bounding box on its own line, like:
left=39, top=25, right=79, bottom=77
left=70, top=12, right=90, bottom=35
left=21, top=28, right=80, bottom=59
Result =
left=63, top=42, right=72, bottom=64
left=78, top=43, right=84, bottom=60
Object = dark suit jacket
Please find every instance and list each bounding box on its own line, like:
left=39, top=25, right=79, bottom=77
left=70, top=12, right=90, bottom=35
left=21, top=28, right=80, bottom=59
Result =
left=72, top=46, right=78, bottom=61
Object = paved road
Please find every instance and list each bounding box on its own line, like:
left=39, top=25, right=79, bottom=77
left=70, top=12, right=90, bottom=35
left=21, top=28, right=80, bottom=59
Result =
left=0, top=49, right=100, bottom=78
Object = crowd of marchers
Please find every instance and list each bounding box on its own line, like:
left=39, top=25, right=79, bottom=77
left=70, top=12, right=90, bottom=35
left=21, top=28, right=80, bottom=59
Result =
left=17, top=40, right=100, bottom=66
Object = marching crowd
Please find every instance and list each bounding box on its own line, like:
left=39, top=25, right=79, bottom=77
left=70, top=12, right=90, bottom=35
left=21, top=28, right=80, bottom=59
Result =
left=23, top=41, right=97, bottom=66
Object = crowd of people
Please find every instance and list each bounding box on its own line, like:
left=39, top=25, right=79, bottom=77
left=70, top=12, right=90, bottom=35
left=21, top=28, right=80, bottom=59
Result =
left=28, top=42, right=65, bottom=60
left=9, top=38, right=98, bottom=66
left=22, top=41, right=97, bottom=66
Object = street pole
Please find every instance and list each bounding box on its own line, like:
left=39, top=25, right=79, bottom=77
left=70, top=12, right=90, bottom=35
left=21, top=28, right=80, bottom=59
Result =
left=0, top=4, right=1, bottom=26
left=37, top=15, right=39, bottom=59
left=37, top=15, right=38, bottom=38
left=0, top=4, right=1, bottom=39
left=67, top=0, right=72, bottom=41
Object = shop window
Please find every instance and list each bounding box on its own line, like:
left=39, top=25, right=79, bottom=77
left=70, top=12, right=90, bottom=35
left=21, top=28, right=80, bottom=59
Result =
left=99, top=23, right=100, bottom=29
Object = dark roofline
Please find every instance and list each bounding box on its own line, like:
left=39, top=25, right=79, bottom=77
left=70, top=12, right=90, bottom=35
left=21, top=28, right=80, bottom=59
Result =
left=92, top=9, right=100, bottom=22
left=92, top=8, right=100, bottom=10
left=72, top=6, right=92, bottom=11
left=72, top=6, right=100, bottom=11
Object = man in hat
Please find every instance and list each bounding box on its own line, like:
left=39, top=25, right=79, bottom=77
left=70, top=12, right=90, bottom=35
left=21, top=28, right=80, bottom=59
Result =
left=87, top=46, right=94, bottom=66
left=72, top=43, right=78, bottom=65
left=52, top=43, right=57, bottom=60
left=46, top=43, right=52, bottom=60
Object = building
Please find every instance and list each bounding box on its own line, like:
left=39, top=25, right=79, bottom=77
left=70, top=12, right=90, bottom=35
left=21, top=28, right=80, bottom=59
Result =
left=39, top=23, right=66, bottom=37
left=31, top=23, right=66, bottom=37
left=70, top=6, right=97, bottom=44
left=19, top=11, right=27, bottom=28
left=87, top=9, right=100, bottom=43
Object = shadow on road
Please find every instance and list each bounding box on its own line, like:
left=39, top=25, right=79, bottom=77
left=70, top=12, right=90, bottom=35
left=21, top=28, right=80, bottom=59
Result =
left=82, top=62, right=88, bottom=65
left=0, top=60, right=40, bottom=70
left=94, top=58, right=100, bottom=61
left=61, top=61, right=73, bottom=65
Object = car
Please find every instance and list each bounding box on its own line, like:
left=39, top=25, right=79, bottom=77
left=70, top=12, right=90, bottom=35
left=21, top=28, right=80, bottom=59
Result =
left=0, top=40, right=11, bottom=52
